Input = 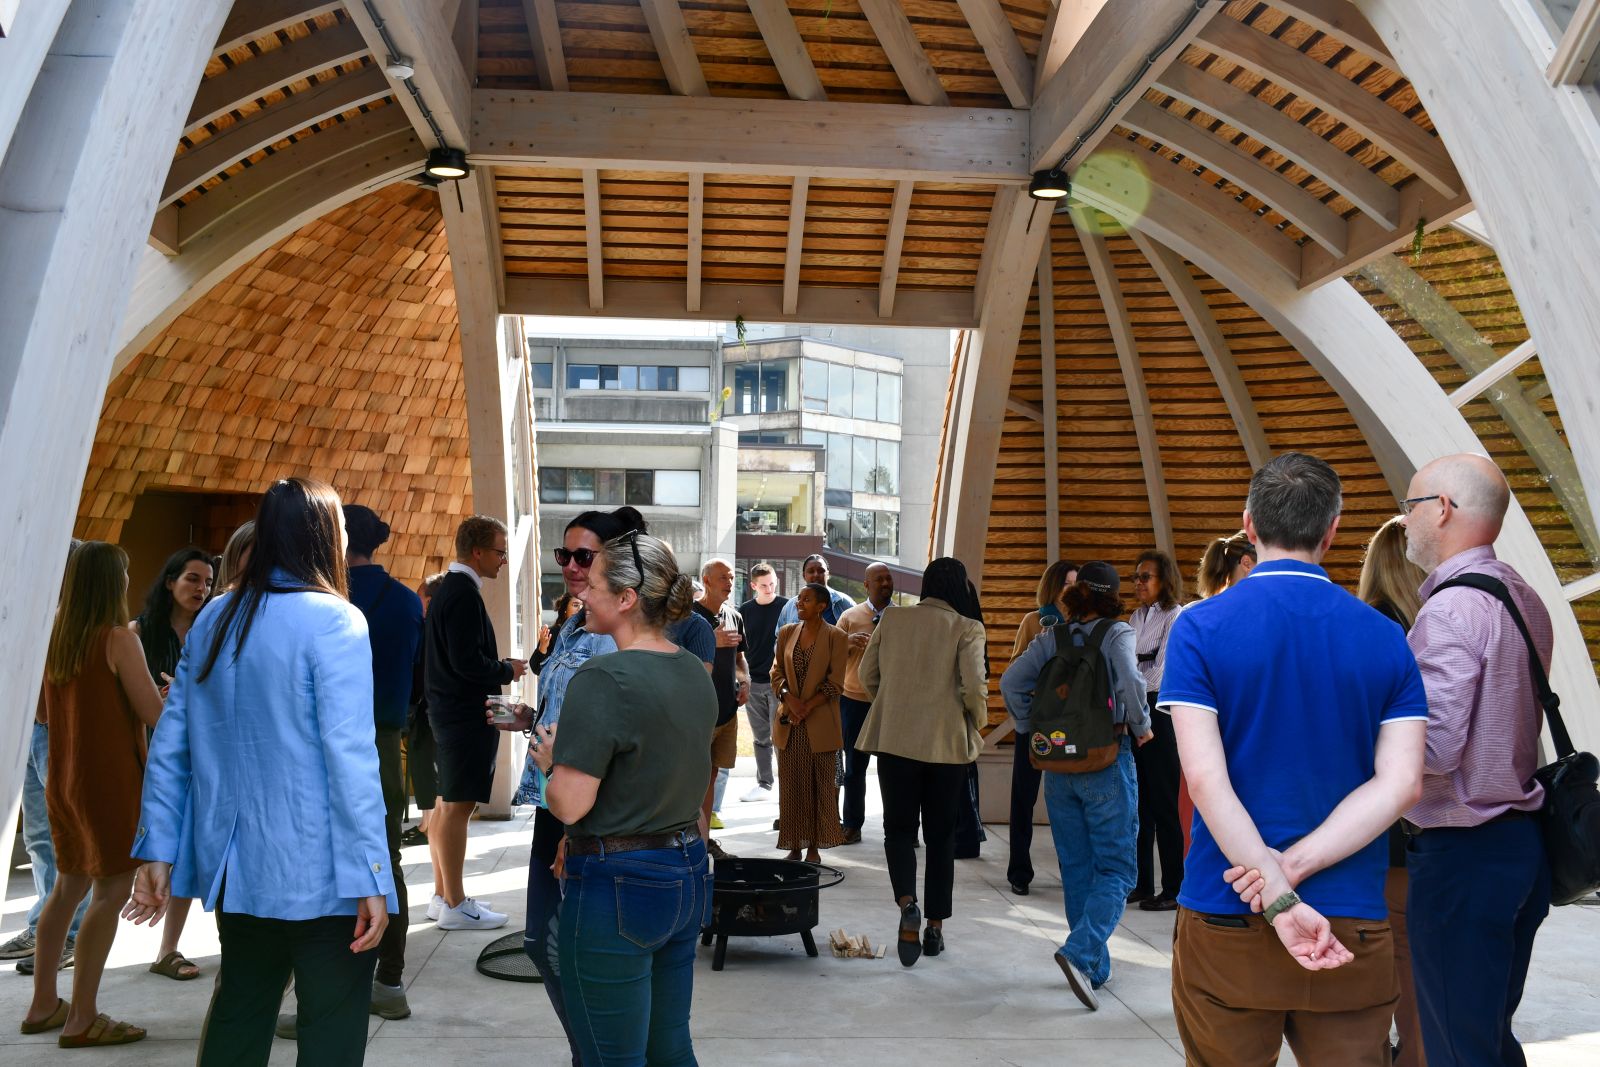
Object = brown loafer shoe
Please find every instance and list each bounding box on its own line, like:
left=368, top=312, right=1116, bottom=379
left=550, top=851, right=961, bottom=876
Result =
left=841, top=828, right=862, bottom=845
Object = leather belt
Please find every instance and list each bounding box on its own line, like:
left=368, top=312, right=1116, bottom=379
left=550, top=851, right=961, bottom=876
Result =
left=1402, top=808, right=1533, bottom=838
left=566, top=828, right=702, bottom=857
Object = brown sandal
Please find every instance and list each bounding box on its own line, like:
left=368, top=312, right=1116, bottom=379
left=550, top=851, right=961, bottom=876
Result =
left=149, top=950, right=200, bottom=981
left=20, top=998, right=69, bottom=1034
left=58, top=1013, right=146, bottom=1048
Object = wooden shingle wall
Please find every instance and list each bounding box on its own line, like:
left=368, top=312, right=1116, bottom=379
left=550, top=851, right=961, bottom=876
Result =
left=78, top=185, right=471, bottom=590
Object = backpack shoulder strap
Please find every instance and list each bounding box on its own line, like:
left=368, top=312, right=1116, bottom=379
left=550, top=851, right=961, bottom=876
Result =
left=1431, top=573, right=1572, bottom=758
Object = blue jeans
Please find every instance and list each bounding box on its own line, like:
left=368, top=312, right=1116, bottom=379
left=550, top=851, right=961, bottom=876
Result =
left=23, top=722, right=87, bottom=937
left=1042, top=737, right=1138, bottom=987
left=1407, top=815, right=1550, bottom=1067
left=525, top=807, right=582, bottom=1065
left=560, top=838, right=710, bottom=1067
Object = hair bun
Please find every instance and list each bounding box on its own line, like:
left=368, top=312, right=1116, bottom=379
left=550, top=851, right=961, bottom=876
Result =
left=663, top=571, right=695, bottom=624
left=613, top=506, right=648, bottom=535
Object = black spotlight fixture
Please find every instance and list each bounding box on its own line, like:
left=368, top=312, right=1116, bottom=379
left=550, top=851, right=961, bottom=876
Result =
left=1028, top=168, right=1070, bottom=201
left=425, top=146, right=469, bottom=180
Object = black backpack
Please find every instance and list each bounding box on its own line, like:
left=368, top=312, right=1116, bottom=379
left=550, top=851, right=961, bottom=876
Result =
left=1432, top=573, right=1600, bottom=906
left=1027, top=620, right=1120, bottom=774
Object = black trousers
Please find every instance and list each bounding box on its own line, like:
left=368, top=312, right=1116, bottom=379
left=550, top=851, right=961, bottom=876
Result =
left=524, top=805, right=583, bottom=1066
left=375, top=726, right=409, bottom=986
left=839, top=696, right=873, bottom=831
left=878, top=753, right=965, bottom=921
left=1132, top=695, right=1184, bottom=898
left=406, top=703, right=438, bottom=811
left=200, top=910, right=378, bottom=1067
left=1008, top=738, right=1042, bottom=888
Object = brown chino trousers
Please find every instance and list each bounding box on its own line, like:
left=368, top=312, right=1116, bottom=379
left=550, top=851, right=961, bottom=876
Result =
left=1171, top=906, right=1398, bottom=1067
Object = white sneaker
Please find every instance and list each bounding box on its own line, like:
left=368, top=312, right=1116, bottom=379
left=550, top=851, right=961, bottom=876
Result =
left=740, top=784, right=773, bottom=803
left=428, top=893, right=494, bottom=922
left=437, top=897, right=509, bottom=931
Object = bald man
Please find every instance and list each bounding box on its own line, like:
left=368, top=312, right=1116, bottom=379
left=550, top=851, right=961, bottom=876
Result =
left=1401, top=453, right=1553, bottom=1067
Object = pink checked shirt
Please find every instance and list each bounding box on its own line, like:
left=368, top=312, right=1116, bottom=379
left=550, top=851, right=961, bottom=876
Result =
left=1406, top=545, right=1551, bottom=828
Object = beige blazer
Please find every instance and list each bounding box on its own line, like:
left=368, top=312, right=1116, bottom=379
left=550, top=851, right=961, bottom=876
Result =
left=772, top=621, right=848, bottom=753
left=856, top=598, right=987, bottom=764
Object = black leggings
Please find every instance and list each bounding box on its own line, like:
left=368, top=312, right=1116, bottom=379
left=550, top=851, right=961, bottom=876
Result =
left=1132, top=694, right=1184, bottom=897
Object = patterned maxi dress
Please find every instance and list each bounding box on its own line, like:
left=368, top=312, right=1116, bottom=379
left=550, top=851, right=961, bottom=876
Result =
left=776, top=642, right=846, bottom=853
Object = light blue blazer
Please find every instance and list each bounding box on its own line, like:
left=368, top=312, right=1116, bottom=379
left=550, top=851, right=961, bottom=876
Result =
left=133, top=576, right=397, bottom=919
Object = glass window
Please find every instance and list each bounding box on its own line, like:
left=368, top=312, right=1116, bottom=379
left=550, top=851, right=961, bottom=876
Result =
left=801, top=358, right=828, bottom=412
left=801, top=429, right=826, bottom=447
left=567, top=364, right=600, bottom=390
left=638, top=366, right=659, bottom=390
left=530, top=362, right=554, bottom=390
left=826, top=433, right=851, bottom=495
left=599, top=365, right=620, bottom=390
left=854, top=367, right=877, bottom=420
left=874, top=439, right=898, bottom=494
left=851, top=509, right=875, bottom=553
left=657, top=366, right=679, bottom=391
left=618, top=365, right=639, bottom=390
left=566, top=468, right=596, bottom=503
left=852, top=436, right=876, bottom=492
left=877, top=373, right=901, bottom=423
left=679, top=366, right=709, bottom=392
left=828, top=363, right=853, bottom=418
left=875, top=511, right=898, bottom=557
left=655, top=470, right=700, bottom=506
left=760, top=360, right=790, bottom=412
left=596, top=469, right=625, bottom=505
left=825, top=507, right=850, bottom=551
left=732, top=363, right=759, bottom=414
left=626, top=470, right=654, bottom=505
left=538, top=467, right=566, bottom=503
left=824, top=487, right=852, bottom=508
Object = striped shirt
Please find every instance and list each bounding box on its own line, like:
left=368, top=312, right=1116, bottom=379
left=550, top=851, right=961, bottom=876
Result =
left=1130, top=601, right=1182, bottom=694
left=1405, top=545, right=1550, bottom=828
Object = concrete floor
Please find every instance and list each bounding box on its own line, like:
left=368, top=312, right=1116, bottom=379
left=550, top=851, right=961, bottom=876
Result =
left=3, top=759, right=1598, bottom=1065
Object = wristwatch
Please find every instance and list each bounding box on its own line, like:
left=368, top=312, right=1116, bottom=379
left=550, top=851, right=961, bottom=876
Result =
left=1263, top=890, right=1302, bottom=924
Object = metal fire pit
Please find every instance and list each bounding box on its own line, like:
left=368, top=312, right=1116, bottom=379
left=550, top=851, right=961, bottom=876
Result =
left=700, top=857, right=844, bottom=971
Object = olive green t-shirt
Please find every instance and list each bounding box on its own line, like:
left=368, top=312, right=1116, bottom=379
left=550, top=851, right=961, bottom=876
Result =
left=553, top=647, right=717, bottom=840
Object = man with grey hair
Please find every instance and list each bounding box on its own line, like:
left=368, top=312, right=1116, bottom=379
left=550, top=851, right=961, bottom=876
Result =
left=1400, top=453, right=1552, bottom=1067
left=1161, top=452, right=1428, bottom=1063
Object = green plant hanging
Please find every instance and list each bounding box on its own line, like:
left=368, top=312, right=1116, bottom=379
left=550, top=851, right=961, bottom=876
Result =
left=1411, top=217, right=1425, bottom=261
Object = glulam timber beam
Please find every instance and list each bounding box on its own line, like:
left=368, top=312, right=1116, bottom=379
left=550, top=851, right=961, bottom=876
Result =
left=687, top=172, right=704, bottom=312
left=640, top=0, right=710, bottom=96
left=1128, top=229, right=1271, bottom=469
left=521, top=0, right=568, bottom=91
left=185, top=21, right=369, bottom=134
left=1270, top=0, right=1395, bottom=66
left=1005, top=396, right=1043, bottom=422
left=781, top=176, right=809, bottom=316
left=1151, top=61, right=1401, bottom=228
left=878, top=179, right=914, bottom=318
left=1076, top=213, right=1175, bottom=561
left=159, top=65, right=392, bottom=207
left=1548, top=0, right=1600, bottom=85
left=583, top=168, right=603, bottom=309
left=214, top=1, right=342, bottom=56
left=1197, top=17, right=1461, bottom=197
left=1038, top=233, right=1060, bottom=562
left=470, top=91, right=1029, bottom=183
left=746, top=0, right=825, bottom=101
left=956, top=0, right=1033, bottom=108
left=1119, top=100, right=1348, bottom=254
left=858, top=0, right=949, bottom=106
left=345, top=0, right=472, bottom=148
left=502, top=277, right=978, bottom=330
left=1030, top=0, right=1220, bottom=171
left=0, top=0, right=70, bottom=162
left=1298, top=181, right=1472, bottom=288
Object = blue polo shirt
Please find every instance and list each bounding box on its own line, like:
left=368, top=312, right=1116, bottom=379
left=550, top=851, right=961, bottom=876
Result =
left=1157, top=559, right=1428, bottom=919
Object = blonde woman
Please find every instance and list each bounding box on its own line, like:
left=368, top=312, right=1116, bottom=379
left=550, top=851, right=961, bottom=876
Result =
left=1359, top=515, right=1428, bottom=1067
left=1195, top=530, right=1256, bottom=599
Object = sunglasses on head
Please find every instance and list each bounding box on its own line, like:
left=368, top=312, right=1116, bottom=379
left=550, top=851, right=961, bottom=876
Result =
left=554, top=547, right=597, bottom=568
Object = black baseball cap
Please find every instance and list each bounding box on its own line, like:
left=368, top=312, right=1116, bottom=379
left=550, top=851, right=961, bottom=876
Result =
left=1077, top=560, right=1120, bottom=596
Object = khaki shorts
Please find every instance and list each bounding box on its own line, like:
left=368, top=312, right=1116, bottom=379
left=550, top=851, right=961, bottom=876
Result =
left=711, top=718, right=739, bottom=769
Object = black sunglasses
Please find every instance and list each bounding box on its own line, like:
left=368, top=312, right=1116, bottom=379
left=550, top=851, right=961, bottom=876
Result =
left=554, top=547, right=597, bottom=568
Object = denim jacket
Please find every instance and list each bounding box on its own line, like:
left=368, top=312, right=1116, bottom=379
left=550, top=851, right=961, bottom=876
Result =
left=132, top=575, right=397, bottom=920
left=515, top=610, right=617, bottom=806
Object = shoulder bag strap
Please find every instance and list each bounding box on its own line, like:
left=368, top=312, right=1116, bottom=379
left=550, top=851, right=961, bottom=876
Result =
left=1432, top=573, right=1573, bottom=759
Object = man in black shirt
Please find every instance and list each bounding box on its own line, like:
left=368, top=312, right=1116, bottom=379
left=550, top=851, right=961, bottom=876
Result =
left=694, top=559, right=748, bottom=860
left=736, top=562, right=788, bottom=802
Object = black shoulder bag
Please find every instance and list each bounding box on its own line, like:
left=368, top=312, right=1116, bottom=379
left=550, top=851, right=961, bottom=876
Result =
left=1433, top=573, right=1600, bottom=905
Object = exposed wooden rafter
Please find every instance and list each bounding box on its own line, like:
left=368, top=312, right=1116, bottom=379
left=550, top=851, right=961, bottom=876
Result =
left=639, top=0, right=710, bottom=97
left=1037, top=232, right=1060, bottom=561
left=782, top=176, right=810, bottom=316
left=344, top=0, right=472, bottom=148
left=878, top=180, right=914, bottom=318
left=1270, top=0, right=1395, bottom=67
left=1120, top=100, right=1347, bottom=255
left=956, top=0, right=1034, bottom=108
left=1198, top=17, right=1461, bottom=197
left=213, top=1, right=342, bottom=56
left=687, top=171, right=704, bottom=312
left=1548, top=0, right=1600, bottom=85
left=583, top=168, right=603, bottom=309
left=186, top=21, right=369, bottom=135
left=1074, top=212, right=1174, bottom=561
left=1298, top=182, right=1471, bottom=288
left=858, top=0, right=950, bottom=106
left=470, top=91, right=1029, bottom=183
left=1005, top=396, right=1043, bottom=422
left=521, top=0, right=568, bottom=91
left=1152, top=61, right=1400, bottom=228
left=746, top=0, right=826, bottom=101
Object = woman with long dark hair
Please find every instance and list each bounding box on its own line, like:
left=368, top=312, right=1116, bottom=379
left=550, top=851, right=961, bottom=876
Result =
left=130, top=546, right=214, bottom=981
left=21, top=542, right=163, bottom=1047
left=125, top=478, right=393, bottom=1066
left=857, top=557, right=988, bottom=966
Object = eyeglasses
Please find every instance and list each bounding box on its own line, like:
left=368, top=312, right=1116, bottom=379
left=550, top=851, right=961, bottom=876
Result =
left=1133, top=572, right=1157, bottom=584
left=613, top=530, right=646, bottom=591
left=1399, top=494, right=1447, bottom=517
left=553, top=547, right=596, bottom=568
